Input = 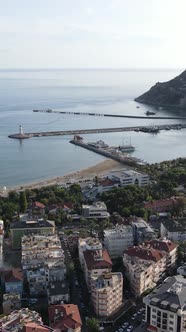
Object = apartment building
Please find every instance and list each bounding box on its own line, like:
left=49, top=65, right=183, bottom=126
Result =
left=83, top=248, right=112, bottom=289
left=0, top=268, right=23, bottom=296
left=10, top=217, right=55, bottom=249
left=104, top=225, right=134, bottom=259
left=123, top=246, right=167, bottom=285
left=161, top=218, right=186, bottom=241
left=143, top=275, right=186, bottom=332
left=22, top=234, right=68, bottom=301
left=108, top=169, right=149, bottom=187
left=78, top=237, right=103, bottom=269
left=48, top=304, right=82, bottom=332
left=123, top=239, right=177, bottom=296
left=0, top=308, right=43, bottom=332
left=91, top=272, right=123, bottom=317
left=82, top=201, right=110, bottom=220
left=124, top=256, right=156, bottom=296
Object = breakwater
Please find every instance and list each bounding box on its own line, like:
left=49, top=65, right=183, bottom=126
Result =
left=70, top=139, right=143, bottom=167
left=8, top=123, right=186, bottom=139
left=33, top=109, right=186, bottom=120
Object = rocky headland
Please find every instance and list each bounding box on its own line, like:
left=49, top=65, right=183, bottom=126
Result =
left=135, top=69, right=186, bottom=109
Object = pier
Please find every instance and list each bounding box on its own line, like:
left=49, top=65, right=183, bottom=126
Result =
left=70, top=138, right=142, bottom=167
left=33, top=109, right=186, bottom=120
left=8, top=123, right=186, bottom=139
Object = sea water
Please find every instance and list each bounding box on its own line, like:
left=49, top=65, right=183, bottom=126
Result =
left=0, top=68, right=185, bottom=187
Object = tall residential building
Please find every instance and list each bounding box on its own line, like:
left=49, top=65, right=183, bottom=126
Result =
left=104, top=225, right=134, bottom=259
left=78, top=237, right=112, bottom=289
left=143, top=275, right=186, bottom=332
left=78, top=237, right=103, bottom=269
left=21, top=234, right=68, bottom=302
left=108, top=169, right=149, bottom=187
left=91, top=272, right=123, bottom=317
left=123, top=239, right=178, bottom=296
left=124, top=256, right=156, bottom=296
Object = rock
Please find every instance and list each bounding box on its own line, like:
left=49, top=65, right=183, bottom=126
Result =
left=135, top=70, right=186, bottom=109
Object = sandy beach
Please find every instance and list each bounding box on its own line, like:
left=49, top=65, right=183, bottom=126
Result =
left=4, top=159, right=124, bottom=193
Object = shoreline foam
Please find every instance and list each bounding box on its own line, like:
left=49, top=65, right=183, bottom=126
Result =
left=4, top=159, right=123, bottom=193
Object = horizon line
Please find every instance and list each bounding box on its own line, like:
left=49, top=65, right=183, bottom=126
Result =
left=0, top=67, right=184, bottom=71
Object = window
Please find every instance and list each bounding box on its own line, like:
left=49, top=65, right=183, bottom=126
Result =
left=152, top=308, right=156, bottom=313
left=152, top=315, right=156, bottom=319
left=170, top=314, right=174, bottom=318
left=169, top=321, right=174, bottom=325
left=169, top=328, right=174, bottom=331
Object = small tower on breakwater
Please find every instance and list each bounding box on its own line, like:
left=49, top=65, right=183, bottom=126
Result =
left=19, top=125, right=24, bottom=136
left=8, top=125, right=31, bottom=139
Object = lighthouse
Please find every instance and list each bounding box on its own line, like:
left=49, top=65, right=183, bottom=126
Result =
left=19, top=125, right=24, bottom=136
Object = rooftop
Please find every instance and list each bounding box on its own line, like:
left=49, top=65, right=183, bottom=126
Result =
left=83, top=249, right=112, bottom=269
left=1, top=268, right=23, bottom=283
left=109, top=169, right=148, bottom=178
left=146, top=239, right=178, bottom=252
left=104, top=224, right=133, bottom=236
left=145, top=275, right=186, bottom=312
left=10, top=218, right=55, bottom=230
left=162, top=218, right=186, bottom=232
left=124, top=246, right=166, bottom=263
left=49, top=304, right=82, bottom=331
left=0, top=308, right=42, bottom=332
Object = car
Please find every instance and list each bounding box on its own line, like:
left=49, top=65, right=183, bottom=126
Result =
left=127, top=326, right=133, bottom=332
left=119, top=329, right=123, bottom=332
left=132, top=313, right=137, bottom=320
left=122, top=323, right=128, bottom=328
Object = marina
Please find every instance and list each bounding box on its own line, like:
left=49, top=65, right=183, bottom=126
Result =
left=70, top=136, right=145, bottom=167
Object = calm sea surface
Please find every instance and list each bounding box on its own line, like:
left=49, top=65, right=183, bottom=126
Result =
left=0, top=69, right=186, bottom=187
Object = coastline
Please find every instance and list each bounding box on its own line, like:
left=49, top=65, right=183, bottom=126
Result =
left=5, top=159, right=123, bottom=193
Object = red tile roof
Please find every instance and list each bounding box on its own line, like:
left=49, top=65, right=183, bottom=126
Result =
left=24, top=322, right=53, bottom=332
left=34, top=201, right=45, bottom=209
left=83, top=249, right=112, bottom=270
left=48, top=304, right=82, bottom=332
left=146, top=239, right=178, bottom=253
left=124, top=246, right=166, bottom=262
left=99, top=179, right=118, bottom=187
left=144, top=198, right=177, bottom=212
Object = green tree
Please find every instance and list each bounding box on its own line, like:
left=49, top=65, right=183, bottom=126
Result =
left=87, top=318, right=99, bottom=332
left=19, top=191, right=28, bottom=212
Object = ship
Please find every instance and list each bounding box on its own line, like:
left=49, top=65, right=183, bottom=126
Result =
left=33, top=109, right=53, bottom=113
left=145, top=110, right=156, bottom=116
left=118, top=138, right=135, bottom=153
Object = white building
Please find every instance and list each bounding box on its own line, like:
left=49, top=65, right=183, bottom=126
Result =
left=91, top=272, right=123, bottom=317
left=104, top=225, right=134, bottom=259
left=82, top=202, right=110, bottom=219
left=161, top=218, right=186, bottom=241
left=131, top=218, right=156, bottom=244
left=108, top=169, right=149, bottom=187
left=143, top=275, right=186, bottom=332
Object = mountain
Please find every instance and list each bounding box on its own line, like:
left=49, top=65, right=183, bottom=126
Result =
left=135, top=70, right=186, bottom=109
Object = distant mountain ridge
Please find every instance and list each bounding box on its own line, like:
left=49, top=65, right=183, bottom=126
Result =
left=135, top=70, right=186, bottom=109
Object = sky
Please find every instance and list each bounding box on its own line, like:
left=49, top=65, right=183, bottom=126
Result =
left=0, top=0, right=186, bottom=69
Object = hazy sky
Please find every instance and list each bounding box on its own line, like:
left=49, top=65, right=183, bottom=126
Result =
left=0, top=0, right=186, bottom=69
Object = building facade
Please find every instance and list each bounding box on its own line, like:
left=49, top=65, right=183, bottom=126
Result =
left=161, top=219, right=186, bottom=242
left=104, top=225, right=134, bottom=259
left=82, top=202, right=110, bottom=219
left=143, top=275, right=186, bottom=332
left=91, top=272, right=123, bottom=317
left=108, top=169, right=149, bottom=187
